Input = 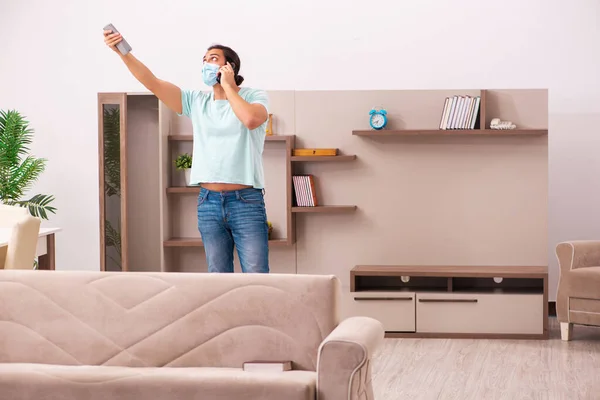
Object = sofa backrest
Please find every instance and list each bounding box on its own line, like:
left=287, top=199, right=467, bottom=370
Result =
left=0, top=270, right=340, bottom=371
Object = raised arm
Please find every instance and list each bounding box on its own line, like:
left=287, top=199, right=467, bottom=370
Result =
left=103, top=30, right=183, bottom=115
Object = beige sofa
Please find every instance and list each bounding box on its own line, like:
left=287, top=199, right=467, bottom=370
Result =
left=0, top=270, right=384, bottom=399
left=556, top=241, right=600, bottom=340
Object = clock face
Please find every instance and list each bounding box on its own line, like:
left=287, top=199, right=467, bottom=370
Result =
left=371, top=113, right=385, bottom=128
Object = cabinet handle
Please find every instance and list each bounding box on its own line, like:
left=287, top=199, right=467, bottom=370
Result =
left=354, top=297, right=413, bottom=301
left=418, top=299, right=478, bottom=303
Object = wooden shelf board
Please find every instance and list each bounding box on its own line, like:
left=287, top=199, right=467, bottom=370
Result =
left=164, top=237, right=290, bottom=247
left=169, top=134, right=294, bottom=142
left=352, top=129, right=547, bottom=136
left=351, top=265, right=548, bottom=278
left=264, top=135, right=295, bottom=142
left=168, top=134, right=193, bottom=141
left=292, top=206, right=357, bottom=213
left=291, top=155, right=356, bottom=162
left=384, top=332, right=547, bottom=340
left=167, top=186, right=201, bottom=194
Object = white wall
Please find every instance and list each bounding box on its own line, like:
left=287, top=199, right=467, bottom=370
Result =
left=1, top=0, right=598, bottom=299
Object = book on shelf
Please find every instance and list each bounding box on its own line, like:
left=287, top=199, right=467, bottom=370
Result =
left=242, top=360, right=292, bottom=372
left=293, top=175, right=317, bottom=207
left=439, top=95, right=480, bottom=130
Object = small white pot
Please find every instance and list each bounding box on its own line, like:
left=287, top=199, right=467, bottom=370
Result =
left=184, top=168, right=191, bottom=186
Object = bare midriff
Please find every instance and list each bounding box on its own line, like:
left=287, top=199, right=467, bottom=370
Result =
left=200, top=183, right=252, bottom=192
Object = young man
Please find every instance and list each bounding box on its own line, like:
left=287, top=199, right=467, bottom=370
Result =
left=104, top=31, right=270, bottom=273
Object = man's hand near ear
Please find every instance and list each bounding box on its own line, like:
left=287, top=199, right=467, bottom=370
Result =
left=220, top=62, right=267, bottom=130
left=218, top=62, right=237, bottom=90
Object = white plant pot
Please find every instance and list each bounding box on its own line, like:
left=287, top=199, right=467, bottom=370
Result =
left=184, top=169, right=191, bottom=186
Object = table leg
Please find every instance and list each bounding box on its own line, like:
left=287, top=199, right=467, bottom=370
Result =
left=38, top=233, right=55, bottom=270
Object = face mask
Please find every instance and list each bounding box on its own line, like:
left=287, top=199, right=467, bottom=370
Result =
left=202, top=63, right=220, bottom=86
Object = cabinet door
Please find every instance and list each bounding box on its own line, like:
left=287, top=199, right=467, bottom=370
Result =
left=98, top=93, right=128, bottom=271
left=416, top=292, right=543, bottom=335
left=340, top=289, right=416, bottom=332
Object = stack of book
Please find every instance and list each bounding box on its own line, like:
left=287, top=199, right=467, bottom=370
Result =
left=439, top=95, right=481, bottom=130
left=293, top=175, right=317, bottom=207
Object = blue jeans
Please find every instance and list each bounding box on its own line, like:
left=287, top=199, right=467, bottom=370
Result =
left=197, top=187, right=269, bottom=273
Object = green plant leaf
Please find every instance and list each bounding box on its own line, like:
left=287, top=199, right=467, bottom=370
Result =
left=11, top=194, right=57, bottom=220
left=0, top=109, right=56, bottom=220
left=174, top=153, right=192, bottom=169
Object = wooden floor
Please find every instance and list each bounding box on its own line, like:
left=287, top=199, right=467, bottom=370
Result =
left=371, top=317, right=600, bottom=399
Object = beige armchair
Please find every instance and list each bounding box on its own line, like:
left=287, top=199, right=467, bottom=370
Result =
left=555, top=241, right=600, bottom=340
left=1, top=212, right=41, bottom=269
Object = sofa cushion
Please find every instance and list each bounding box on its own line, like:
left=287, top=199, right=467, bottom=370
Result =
left=0, top=364, right=316, bottom=400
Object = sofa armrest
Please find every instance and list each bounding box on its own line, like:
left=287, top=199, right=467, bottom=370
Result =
left=316, top=316, right=384, bottom=400
left=556, top=241, right=600, bottom=273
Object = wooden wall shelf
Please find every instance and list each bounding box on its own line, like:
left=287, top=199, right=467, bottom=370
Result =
left=292, top=206, right=357, bottom=213
left=164, top=237, right=290, bottom=247
left=168, top=134, right=192, bottom=141
left=166, top=186, right=200, bottom=194
left=169, top=134, right=294, bottom=142
left=100, top=88, right=546, bottom=306
left=345, top=265, right=548, bottom=339
left=165, top=128, right=356, bottom=259
left=352, top=129, right=548, bottom=136
left=291, top=155, right=356, bottom=162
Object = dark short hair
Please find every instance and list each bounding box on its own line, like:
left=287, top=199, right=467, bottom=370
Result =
left=207, top=44, right=244, bottom=86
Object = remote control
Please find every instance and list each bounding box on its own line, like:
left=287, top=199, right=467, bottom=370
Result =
left=103, top=23, right=132, bottom=56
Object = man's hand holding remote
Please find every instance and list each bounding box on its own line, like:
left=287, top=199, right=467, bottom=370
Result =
left=104, top=30, right=124, bottom=55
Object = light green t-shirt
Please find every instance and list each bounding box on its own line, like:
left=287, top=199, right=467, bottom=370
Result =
left=178, top=87, right=269, bottom=189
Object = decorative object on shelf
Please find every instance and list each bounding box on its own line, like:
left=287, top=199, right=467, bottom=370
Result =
left=490, top=118, right=516, bottom=130
left=174, top=153, right=193, bottom=185
left=369, top=107, right=388, bottom=130
left=0, top=109, right=57, bottom=220
left=292, top=148, right=338, bottom=156
left=439, top=95, right=481, bottom=130
left=266, top=114, right=273, bottom=136
left=267, top=221, right=273, bottom=239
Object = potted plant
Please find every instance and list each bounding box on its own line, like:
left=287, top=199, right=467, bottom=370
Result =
left=0, top=109, right=56, bottom=219
left=174, top=153, right=192, bottom=186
